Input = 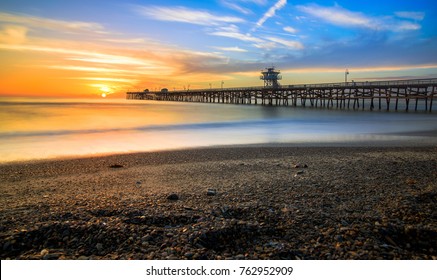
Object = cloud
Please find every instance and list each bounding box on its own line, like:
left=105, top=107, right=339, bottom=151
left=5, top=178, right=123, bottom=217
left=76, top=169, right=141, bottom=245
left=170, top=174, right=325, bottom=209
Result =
left=254, top=0, right=287, bottom=30
left=213, top=46, right=248, bottom=52
left=265, top=36, right=304, bottom=49
left=0, top=25, right=27, bottom=44
left=394, top=22, right=421, bottom=32
left=69, top=77, right=138, bottom=84
left=220, top=1, right=252, bottom=15
left=253, top=41, right=277, bottom=50
left=210, top=24, right=304, bottom=51
left=209, top=25, right=263, bottom=43
left=395, top=11, right=425, bottom=21
left=0, top=12, right=106, bottom=34
left=283, top=26, right=298, bottom=34
left=102, top=38, right=147, bottom=44
left=242, top=0, right=268, bottom=5
left=137, top=6, right=244, bottom=26
left=296, top=4, right=422, bottom=32
left=296, top=4, right=376, bottom=29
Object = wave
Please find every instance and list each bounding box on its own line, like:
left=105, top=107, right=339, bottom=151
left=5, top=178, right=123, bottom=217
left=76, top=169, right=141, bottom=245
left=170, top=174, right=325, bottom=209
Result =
left=0, top=119, right=302, bottom=139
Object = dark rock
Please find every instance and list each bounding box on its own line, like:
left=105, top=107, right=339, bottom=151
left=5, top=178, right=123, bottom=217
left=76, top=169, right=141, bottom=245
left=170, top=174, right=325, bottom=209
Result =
left=109, top=164, right=123, bottom=168
left=96, top=243, right=104, bottom=251
left=167, top=194, right=179, bottom=201
left=43, top=253, right=61, bottom=260
left=207, top=189, right=217, bottom=196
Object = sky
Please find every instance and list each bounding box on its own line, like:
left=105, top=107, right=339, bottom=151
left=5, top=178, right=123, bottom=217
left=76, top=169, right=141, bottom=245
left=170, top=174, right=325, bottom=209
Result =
left=0, top=0, right=436, bottom=97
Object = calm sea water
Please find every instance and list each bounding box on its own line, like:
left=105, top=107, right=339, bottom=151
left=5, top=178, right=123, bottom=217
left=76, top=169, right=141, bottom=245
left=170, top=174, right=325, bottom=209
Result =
left=1, top=97, right=437, bottom=163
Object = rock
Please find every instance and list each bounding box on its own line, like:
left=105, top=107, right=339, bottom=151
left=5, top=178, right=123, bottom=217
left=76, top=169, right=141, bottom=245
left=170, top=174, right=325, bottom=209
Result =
left=40, top=249, right=49, bottom=256
left=167, top=194, right=179, bottom=201
left=3, top=241, right=11, bottom=251
left=295, top=170, right=305, bottom=177
left=109, top=164, right=123, bottom=168
left=43, top=253, right=61, bottom=260
left=78, top=255, right=88, bottom=260
left=207, top=189, right=217, bottom=196
left=96, top=243, right=104, bottom=251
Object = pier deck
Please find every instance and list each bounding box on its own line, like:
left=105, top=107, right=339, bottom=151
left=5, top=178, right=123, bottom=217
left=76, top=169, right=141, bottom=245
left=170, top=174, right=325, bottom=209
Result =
left=127, top=79, right=437, bottom=112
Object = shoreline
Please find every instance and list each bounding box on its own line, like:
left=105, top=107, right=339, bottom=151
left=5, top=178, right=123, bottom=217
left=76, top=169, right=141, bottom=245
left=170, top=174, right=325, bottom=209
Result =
left=1, top=136, right=437, bottom=165
left=1, top=145, right=436, bottom=259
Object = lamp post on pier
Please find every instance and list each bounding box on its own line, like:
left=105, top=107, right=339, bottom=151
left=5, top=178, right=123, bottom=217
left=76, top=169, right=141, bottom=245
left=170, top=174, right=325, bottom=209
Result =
left=345, top=69, right=349, bottom=84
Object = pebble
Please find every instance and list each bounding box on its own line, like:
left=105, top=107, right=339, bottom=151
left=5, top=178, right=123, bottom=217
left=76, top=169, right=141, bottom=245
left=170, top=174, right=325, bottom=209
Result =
left=96, top=243, right=104, bottom=251
left=43, top=253, right=61, bottom=260
left=207, top=189, right=217, bottom=196
left=167, top=194, right=179, bottom=201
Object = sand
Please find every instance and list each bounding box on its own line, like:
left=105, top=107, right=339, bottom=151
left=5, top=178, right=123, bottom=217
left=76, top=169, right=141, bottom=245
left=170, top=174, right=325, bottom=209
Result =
left=0, top=146, right=436, bottom=259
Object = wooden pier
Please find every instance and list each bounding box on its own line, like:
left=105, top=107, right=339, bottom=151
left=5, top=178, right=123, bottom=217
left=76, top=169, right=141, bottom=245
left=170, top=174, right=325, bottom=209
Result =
left=127, top=79, right=437, bottom=112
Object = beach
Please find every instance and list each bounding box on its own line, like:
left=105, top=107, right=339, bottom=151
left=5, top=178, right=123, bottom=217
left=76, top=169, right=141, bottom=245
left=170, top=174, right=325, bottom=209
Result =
left=1, top=145, right=436, bottom=260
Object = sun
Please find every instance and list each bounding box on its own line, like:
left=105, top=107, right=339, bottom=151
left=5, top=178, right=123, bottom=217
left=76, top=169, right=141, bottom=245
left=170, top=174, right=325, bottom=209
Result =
left=99, top=85, right=111, bottom=98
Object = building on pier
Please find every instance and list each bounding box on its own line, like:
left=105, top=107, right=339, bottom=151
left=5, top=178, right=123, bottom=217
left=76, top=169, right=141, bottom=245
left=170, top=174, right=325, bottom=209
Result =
left=260, top=67, right=282, bottom=88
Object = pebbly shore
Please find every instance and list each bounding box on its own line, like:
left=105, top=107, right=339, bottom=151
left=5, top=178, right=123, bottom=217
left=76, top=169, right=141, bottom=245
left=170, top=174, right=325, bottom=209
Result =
left=0, top=146, right=436, bottom=260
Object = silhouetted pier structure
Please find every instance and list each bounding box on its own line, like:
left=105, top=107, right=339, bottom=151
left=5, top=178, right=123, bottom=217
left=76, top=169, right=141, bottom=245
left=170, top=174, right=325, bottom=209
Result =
left=127, top=78, right=437, bottom=112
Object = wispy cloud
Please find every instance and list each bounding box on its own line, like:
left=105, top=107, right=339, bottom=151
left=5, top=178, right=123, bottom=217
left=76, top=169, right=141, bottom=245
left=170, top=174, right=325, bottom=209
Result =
left=0, top=12, right=106, bottom=34
left=254, top=0, right=287, bottom=30
left=296, top=4, right=377, bottom=29
left=213, top=46, right=248, bottom=52
left=265, top=36, right=304, bottom=49
left=0, top=25, right=27, bottom=44
left=209, top=25, right=263, bottom=43
left=242, top=0, right=268, bottom=5
left=69, top=77, right=138, bottom=84
left=220, top=0, right=252, bottom=15
left=137, top=6, right=244, bottom=26
left=0, top=44, right=154, bottom=66
left=66, top=55, right=150, bottom=66
left=395, top=11, right=425, bottom=21
left=252, top=41, right=277, bottom=50
left=296, top=4, right=422, bottom=32
left=283, top=26, right=298, bottom=34
left=102, top=38, right=147, bottom=44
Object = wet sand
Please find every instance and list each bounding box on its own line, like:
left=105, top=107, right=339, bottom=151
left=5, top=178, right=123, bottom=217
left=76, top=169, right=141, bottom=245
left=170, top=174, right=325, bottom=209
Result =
left=0, top=146, right=436, bottom=259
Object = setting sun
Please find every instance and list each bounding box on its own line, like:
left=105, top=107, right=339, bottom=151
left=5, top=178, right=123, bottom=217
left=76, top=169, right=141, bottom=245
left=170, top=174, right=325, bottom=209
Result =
left=101, top=93, right=107, bottom=98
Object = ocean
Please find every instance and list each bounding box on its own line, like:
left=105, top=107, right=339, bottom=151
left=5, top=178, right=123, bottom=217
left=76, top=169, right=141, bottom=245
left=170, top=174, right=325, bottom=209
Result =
left=1, top=97, right=437, bottom=163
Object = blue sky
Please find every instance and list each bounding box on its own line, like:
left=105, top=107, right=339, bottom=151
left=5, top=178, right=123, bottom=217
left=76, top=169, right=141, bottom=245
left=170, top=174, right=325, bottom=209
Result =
left=1, top=0, right=436, bottom=95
